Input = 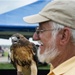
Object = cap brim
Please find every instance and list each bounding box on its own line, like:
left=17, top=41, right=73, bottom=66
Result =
left=23, top=14, right=49, bottom=24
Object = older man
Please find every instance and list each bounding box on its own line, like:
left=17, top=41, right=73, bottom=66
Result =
left=23, top=0, right=75, bottom=75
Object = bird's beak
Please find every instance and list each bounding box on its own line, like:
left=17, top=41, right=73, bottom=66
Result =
left=11, top=36, right=18, bottom=44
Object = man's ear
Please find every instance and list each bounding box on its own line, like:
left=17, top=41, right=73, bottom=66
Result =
left=59, top=27, right=71, bottom=45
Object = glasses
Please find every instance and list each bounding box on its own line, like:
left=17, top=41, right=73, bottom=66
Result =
left=35, top=29, right=58, bottom=34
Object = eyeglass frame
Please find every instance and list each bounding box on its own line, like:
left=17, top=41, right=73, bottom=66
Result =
left=35, top=28, right=61, bottom=34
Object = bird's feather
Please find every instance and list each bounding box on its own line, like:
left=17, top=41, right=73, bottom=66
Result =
left=10, top=33, right=38, bottom=75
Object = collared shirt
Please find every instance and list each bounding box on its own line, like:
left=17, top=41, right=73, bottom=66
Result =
left=47, top=56, right=75, bottom=75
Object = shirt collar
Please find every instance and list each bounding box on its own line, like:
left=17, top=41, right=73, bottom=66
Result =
left=52, top=56, right=75, bottom=75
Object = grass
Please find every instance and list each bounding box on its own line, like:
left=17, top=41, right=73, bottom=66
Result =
left=0, top=63, right=50, bottom=70
left=38, top=64, right=50, bottom=70
left=0, top=63, right=15, bottom=69
left=4, top=51, right=8, bottom=57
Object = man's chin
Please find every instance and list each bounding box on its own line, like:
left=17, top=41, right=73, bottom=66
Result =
left=37, top=47, right=50, bottom=63
left=37, top=47, right=60, bottom=64
left=37, top=47, right=46, bottom=63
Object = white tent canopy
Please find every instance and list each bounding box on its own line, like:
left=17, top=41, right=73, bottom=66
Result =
left=0, top=38, right=12, bottom=45
left=0, top=37, right=39, bottom=46
left=0, top=0, right=51, bottom=27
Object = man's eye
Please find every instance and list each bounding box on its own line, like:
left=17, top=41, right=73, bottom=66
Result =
left=40, top=30, right=44, bottom=33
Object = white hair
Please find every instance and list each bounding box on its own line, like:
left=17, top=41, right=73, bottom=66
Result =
left=71, top=29, right=75, bottom=43
left=50, top=21, right=64, bottom=40
left=50, top=21, right=75, bottom=44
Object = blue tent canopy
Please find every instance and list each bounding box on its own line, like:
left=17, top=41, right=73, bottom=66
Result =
left=0, top=0, right=52, bottom=31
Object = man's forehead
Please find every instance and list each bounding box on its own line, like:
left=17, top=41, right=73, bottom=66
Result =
left=38, top=21, right=52, bottom=29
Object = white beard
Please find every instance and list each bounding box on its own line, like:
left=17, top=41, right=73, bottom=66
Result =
left=37, top=37, right=60, bottom=64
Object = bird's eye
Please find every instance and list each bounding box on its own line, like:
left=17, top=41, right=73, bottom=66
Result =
left=17, top=36, right=20, bottom=39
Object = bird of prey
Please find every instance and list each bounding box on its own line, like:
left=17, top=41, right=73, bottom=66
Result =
left=10, top=33, right=38, bottom=75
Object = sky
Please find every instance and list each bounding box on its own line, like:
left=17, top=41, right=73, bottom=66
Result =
left=0, top=0, right=37, bottom=14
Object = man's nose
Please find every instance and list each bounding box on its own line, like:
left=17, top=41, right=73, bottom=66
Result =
left=33, top=32, right=39, bottom=41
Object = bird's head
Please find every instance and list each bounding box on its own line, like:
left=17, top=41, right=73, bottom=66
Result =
left=11, top=33, right=28, bottom=45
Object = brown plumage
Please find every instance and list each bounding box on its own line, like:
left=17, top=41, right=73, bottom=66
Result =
left=10, top=33, right=38, bottom=75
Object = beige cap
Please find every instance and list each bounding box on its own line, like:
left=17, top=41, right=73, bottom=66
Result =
left=23, top=0, right=75, bottom=29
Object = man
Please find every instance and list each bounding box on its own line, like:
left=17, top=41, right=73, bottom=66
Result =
left=23, top=0, right=75, bottom=75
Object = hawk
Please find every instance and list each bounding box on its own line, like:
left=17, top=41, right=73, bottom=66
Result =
left=10, top=33, right=38, bottom=75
